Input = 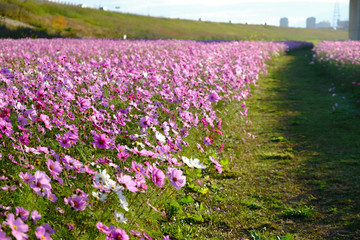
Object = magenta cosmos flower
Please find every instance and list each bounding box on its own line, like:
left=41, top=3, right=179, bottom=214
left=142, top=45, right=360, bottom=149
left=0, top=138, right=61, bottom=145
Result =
left=65, top=194, right=89, bottom=211
left=93, top=133, right=112, bottom=149
left=106, top=228, right=129, bottom=240
left=208, top=91, right=219, bottom=102
left=167, top=168, right=186, bottom=190
left=6, top=213, right=29, bottom=240
left=77, top=97, right=91, bottom=111
left=139, top=116, right=152, bottom=128
left=151, top=167, right=165, bottom=188
left=203, top=136, right=213, bottom=146
left=96, top=222, right=110, bottom=234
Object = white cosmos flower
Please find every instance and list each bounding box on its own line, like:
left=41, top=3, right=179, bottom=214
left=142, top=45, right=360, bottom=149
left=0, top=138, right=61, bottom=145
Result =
left=155, top=131, right=166, bottom=144
left=157, top=154, right=166, bottom=162
left=191, top=158, right=207, bottom=169
left=181, top=156, right=207, bottom=169
left=114, top=211, right=127, bottom=224
left=99, top=192, right=107, bottom=202
left=116, top=191, right=129, bottom=212
left=104, top=179, right=117, bottom=191
left=95, top=169, right=111, bottom=185
left=92, top=191, right=107, bottom=203
left=181, top=156, right=191, bottom=166
left=92, top=191, right=100, bottom=199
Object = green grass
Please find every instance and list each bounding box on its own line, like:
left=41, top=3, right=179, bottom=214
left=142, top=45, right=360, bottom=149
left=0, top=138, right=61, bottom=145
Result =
left=169, top=48, right=360, bottom=239
left=0, top=0, right=348, bottom=40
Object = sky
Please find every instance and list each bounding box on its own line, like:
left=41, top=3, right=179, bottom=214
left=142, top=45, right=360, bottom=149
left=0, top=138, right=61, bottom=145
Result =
left=60, top=0, right=350, bottom=28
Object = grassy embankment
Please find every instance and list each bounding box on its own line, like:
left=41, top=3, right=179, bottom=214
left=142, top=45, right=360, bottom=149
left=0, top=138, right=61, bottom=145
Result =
left=0, top=0, right=348, bottom=41
left=188, top=48, right=360, bottom=239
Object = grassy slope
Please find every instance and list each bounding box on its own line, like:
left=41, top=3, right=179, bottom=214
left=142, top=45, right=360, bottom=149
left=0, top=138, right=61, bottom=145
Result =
left=0, top=0, right=348, bottom=41
left=190, top=49, right=360, bottom=239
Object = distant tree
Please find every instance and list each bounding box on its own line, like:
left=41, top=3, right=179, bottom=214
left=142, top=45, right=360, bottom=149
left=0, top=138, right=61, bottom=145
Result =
left=52, top=15, right=67, bottom=29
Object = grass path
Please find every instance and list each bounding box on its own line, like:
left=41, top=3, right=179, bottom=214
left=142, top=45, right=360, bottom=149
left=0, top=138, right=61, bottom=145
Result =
left=199, top=49, right=360, bottom=239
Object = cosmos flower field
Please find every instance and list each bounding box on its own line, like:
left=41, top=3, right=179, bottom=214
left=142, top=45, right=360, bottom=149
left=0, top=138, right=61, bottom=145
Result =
left=0, top=39, right=289, bottom=239
left=313, top=40, right=360, bottom=92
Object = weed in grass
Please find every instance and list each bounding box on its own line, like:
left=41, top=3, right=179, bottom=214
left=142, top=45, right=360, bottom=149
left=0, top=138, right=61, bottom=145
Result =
left=282, top=205, right=318, bottom=219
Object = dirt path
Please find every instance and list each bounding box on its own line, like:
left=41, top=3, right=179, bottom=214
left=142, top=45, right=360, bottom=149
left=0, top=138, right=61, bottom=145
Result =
left=0, top=16, right=34, bottom=28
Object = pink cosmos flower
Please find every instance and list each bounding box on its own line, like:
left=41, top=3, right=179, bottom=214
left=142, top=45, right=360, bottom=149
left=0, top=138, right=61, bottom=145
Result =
left=131, top=161, right=145, bottom=175
left=35, top=226, right=51, bottom=240
left=146, top=201, right=159, bottom=212
left=19, top=172, right=35, bottom=183
left=42, top=223, right=56, bottom=235
left=40, top=114, right=52, bottom=130
left=152, top=167, right=165, bottom=188
left=210, top=156, right=223, bottom=174
left=37, top=146, right=49, bottom=154
left=67, top=223, right=74, bottom=231
left=85, top=165, right=97, bottom=175
left=93, top=133, right=112, bottom=149
left=6, top=213, right=29, bottom=240
left=46, top=191, right=58, bottom=202
left=208, top=91, right=219, bottom=102
left=117, top=151, right=129, bottom=161
left=143, top=232, right=152, bottom=240
left=0, top=230, right=11, bottom=240
left=130, top=230, right=142, bottom=237
left=29, top=171, right=52, bottom=197
left=107, top=228, right=129, bottom=240
left=46, top=159, right=63, bottom=176
left=15, top=207, right=29, bottom=221
left=67, top=112, right=75, bottom=120
left=117, top=174, right=138, bottom=193
left=167, top=168, right=186, bottom=190
left=18, top=134, right=30, bottom=145
left=96, top=222, right=110, bottom=234
left=219, top=143, right=224, bottom=152
left=78, top=97, right=91, bottom=110
left=203, top=136, right=213, bottom=145
left=139, top=116, right=152, bottom=128
left=31, top=210, right=42, bottom=224
left=57, top=134, right=72, bottom=148
left=134, top=174, right=147, bottom=190
left=65, top=194, right=89, bottom=211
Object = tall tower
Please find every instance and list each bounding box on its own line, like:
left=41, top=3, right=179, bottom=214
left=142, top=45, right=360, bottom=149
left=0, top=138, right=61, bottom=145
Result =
left=332, top=2, right=340, bottom=29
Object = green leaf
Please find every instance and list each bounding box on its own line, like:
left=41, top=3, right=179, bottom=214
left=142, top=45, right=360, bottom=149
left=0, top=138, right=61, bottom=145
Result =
left=219, top=158, right=229, bottom=166
left=190, top=214, right=203, bottom=222
left=187, top=183, right=195, bottom=190
left=199, top=187, right=209, bottom=194
left=250, top=231, right=260, bottom=240
left=199, top=203, right=204, bottom=211
left=180, top=195, right=195, bottom=205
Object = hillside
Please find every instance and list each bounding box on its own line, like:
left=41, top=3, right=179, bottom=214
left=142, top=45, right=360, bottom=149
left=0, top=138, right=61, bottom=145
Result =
left=0, top=0, right=348, bottom=41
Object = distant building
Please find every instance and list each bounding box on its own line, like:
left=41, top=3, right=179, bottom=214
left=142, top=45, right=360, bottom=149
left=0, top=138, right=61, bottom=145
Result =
left=337, top=20, right=349, bottom=30
left=306, top=17, right=316, bottom=29
left=280, top=17, right=288, bottom=27
left=316, top=21, right=332, bottom=29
